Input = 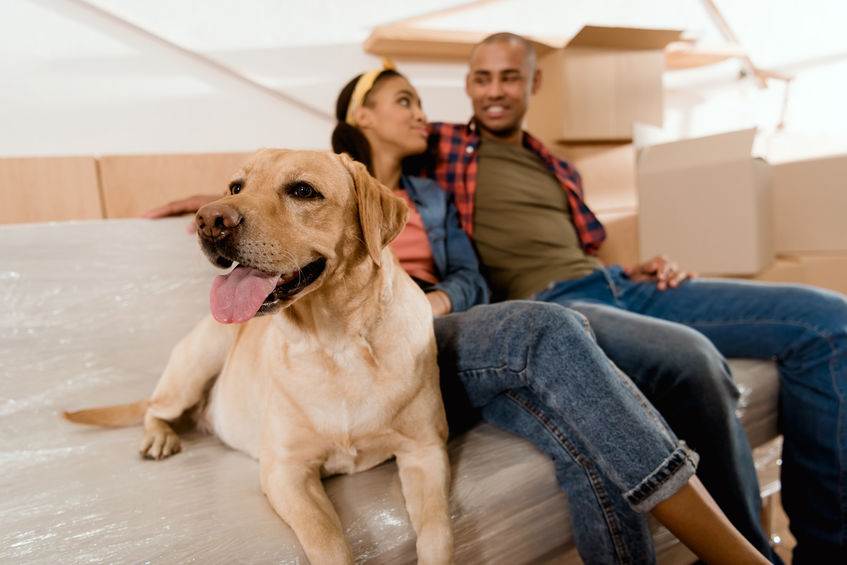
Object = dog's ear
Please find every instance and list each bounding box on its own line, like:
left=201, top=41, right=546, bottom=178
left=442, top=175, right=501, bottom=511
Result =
left=339, top=154, right=409, bottom=266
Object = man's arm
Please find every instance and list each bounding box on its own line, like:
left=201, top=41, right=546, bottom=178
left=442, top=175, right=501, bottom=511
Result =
left=141, top=194, right=219, bottom=219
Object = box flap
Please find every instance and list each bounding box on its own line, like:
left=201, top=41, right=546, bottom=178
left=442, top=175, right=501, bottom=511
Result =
left=565, top=25, right=682, bottom=51
left=363, top=24, right=682, bottom=61
left=637, top=128, right=757, bottom=173
left=364, top=25, right=556, bottom=60
left=364, top=26, right=484, bottom=60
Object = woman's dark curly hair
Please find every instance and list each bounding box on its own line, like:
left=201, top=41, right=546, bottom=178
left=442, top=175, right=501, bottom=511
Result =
left=331, top=69, right=434, bottom=177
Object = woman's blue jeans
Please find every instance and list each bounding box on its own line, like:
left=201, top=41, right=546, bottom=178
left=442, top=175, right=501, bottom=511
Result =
left=533, top=265, right=847, bottom=564
left=434, top=301, right=699, bottom=564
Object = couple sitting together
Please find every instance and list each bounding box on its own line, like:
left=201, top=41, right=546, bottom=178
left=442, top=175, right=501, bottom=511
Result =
left=147, top=32, right=847, bottom=565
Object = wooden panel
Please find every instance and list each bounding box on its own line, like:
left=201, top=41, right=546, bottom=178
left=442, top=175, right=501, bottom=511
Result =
left=0, top=156, right=102, bottom=224
left=98, top=152, right=251, bottom=218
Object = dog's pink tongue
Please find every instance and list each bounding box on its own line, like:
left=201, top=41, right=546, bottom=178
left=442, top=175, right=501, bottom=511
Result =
left=210, top=266, right=280, bottom=324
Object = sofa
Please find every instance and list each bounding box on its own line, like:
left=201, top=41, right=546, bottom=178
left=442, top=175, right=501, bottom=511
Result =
left=0, top=151, right=783, bottom=563
left=0, top=213, right=783, bottom=564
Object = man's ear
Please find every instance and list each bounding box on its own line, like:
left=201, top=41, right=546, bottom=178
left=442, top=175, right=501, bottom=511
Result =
left=531, top=68, right=542, bottom=95
left=338, top=154, right=409, bottom=266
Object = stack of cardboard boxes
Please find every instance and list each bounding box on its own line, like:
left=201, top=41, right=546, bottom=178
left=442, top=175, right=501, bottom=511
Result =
left=526, top=27, right=846, bottom=295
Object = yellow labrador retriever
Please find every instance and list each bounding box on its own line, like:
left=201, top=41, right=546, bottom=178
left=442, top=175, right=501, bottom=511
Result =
left=64, top=149, right=453, bottom=565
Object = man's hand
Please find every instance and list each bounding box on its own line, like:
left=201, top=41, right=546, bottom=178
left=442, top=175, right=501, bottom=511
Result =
left=141, top=194, right=219, bottom=219
left=626, top=255, right=697, bottom=291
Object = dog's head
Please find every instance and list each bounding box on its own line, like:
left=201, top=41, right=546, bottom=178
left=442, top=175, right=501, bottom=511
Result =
left=196, top=149, right=409, bottom=324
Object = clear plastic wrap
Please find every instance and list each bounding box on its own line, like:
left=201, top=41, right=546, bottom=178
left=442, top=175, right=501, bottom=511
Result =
left=0, top=218, right=781, bottom=564
left=727, top=358, right=780, bottom=449
left=0, top=218, right=580, bottom=564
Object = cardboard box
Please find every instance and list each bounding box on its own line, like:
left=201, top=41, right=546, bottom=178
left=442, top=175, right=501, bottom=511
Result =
left=595, top=208, right=639, bottom=267
left=549, top=143, right=636, bottom=212
left=364, top=26, right=485, bottom=60
left=526, top=26, right=681, bottom=143
left=636, top=128, right=773, bottom=276
left=769, top=148, right=847, bottom=253
left=746, top=253, right=847, bottom=296
left=742, top=256, right=806, bottom=285
left=795, top=254, right=847, bottom=295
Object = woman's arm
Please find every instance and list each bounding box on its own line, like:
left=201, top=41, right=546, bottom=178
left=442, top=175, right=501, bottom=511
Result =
left=428, top=195, right=489, bottom=313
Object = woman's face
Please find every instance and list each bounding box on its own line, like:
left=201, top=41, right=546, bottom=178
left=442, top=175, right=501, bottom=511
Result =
left=357, top=75, right=428, bottom=160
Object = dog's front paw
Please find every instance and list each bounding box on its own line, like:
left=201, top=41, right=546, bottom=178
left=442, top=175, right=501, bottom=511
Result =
left=139, top=418, right=181, bottom=460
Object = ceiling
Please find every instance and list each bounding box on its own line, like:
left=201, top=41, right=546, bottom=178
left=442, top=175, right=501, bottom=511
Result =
left=2, top=0, right=845, bottom=156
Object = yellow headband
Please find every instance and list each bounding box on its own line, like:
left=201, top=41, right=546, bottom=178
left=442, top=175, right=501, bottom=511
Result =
left=345, top=57, right=396, bottom=127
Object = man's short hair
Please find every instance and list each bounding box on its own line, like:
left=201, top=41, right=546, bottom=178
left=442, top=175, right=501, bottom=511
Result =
left=471, top=32, right=537, bottom=72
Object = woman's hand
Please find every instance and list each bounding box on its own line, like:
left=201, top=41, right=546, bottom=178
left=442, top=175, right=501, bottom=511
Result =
left=426, top=290, right=453, bottom=316
left=626, top=255, right=697, bottom=291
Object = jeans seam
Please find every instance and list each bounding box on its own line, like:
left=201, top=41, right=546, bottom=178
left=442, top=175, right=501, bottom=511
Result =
left=503, top=388, right=633, bottom=565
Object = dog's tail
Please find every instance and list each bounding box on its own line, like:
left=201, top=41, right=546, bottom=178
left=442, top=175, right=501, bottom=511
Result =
left=63, top=399, right=149, bottom=427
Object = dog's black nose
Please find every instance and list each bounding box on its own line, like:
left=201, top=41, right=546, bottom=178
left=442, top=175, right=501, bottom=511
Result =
left=196, top=203, right=243, bottom=241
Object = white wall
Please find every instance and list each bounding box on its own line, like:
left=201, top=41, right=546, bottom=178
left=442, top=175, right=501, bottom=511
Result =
left=0, top=0, right=475, bottom=157
left=1, top=0, right=330, bottom=156
left=1, top=0, right=845, bottom=158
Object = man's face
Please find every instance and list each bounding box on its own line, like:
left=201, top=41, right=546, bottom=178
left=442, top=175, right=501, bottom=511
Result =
left=465, top=40, right=539, bottom=142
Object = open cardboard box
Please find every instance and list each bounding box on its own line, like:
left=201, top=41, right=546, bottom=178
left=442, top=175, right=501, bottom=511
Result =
left=526, top=26, right=681, bottom=143
left=635, top=126, right=773, bottom=276
left=763, top=132, right=847, bottom=253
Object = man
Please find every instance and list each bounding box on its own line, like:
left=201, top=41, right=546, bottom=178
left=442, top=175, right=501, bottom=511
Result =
left=427, top=32, right=846, bottom=565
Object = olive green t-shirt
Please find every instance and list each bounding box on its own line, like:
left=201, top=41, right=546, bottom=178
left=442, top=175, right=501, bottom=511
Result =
left=474, top=137, right=603, bottom=300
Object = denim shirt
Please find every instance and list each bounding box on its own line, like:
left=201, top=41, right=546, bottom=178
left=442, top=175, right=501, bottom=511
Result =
left=401, top=175, right=489, bottom=313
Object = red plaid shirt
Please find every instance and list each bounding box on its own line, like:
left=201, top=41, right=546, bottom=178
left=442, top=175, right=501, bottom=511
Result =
left=426, top=120, right=606, bottom=255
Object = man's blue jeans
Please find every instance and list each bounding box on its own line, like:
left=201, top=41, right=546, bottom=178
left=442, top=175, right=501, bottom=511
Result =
left=534, top=265, right=847, bottom=564
left=434, top=301, right=699, bottom=564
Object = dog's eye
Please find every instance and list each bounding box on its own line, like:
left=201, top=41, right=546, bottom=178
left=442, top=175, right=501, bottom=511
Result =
left=288, top=182, right=321, bottom=199
left=229, top=183, right=242, bottom=195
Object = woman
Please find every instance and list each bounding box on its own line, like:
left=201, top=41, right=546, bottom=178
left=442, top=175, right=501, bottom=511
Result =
left=330, top=62, right=772, bottom=565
